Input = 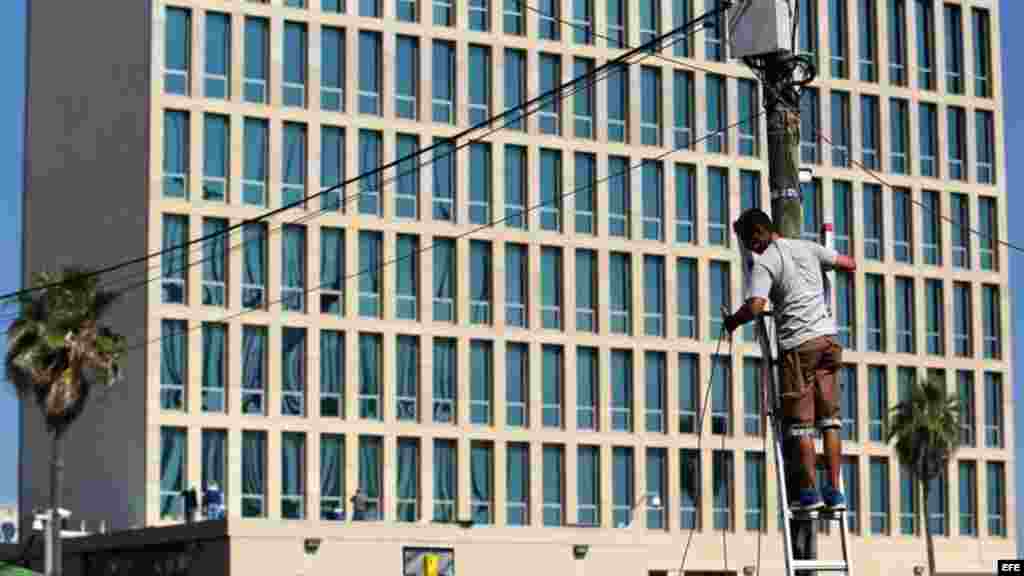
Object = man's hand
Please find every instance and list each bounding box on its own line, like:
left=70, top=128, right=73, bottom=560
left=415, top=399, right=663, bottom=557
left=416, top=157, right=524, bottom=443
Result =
left=723, top=313, right=741, bottom=335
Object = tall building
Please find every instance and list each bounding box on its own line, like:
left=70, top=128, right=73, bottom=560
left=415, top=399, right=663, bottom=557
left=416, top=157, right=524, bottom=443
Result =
left=21, top=0, right=1012, bottom=574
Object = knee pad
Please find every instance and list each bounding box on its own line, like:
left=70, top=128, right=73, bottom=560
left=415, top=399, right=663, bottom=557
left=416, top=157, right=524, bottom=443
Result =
left=785, top=423, right=817, bottom=439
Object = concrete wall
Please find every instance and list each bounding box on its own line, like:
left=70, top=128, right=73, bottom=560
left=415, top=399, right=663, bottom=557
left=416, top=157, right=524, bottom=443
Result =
left=20, top=0, right=153, bottom=537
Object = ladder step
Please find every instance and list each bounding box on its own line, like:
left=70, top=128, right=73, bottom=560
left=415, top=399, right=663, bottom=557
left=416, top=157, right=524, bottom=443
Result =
left=787, top=510, right=846, bottom=521
left=792, top=560, right=850, bottom=572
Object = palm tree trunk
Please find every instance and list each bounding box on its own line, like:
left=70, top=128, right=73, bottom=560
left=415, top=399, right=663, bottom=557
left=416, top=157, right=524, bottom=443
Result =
left=48, top=430, right=64, bottom=576
left=921, top=478, right=935, bottom=576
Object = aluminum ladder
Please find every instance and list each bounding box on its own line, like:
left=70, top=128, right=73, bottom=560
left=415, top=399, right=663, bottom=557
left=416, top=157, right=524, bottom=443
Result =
left=754, top=313, right=853, bottom=576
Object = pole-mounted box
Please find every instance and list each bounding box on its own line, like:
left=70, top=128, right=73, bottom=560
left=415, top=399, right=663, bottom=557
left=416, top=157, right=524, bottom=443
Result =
left=728, top=0, right=794, bottom=59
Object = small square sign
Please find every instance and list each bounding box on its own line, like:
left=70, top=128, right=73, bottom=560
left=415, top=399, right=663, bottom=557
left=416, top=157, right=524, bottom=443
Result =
left=998, top=560, right=1024, bottom=573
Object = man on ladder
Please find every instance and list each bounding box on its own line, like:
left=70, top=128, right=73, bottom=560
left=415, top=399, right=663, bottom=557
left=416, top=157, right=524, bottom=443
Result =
left=723, top=208, right=857, bottom=513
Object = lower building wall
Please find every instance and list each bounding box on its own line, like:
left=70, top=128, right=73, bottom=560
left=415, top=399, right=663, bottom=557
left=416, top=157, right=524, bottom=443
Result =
left=227, top=522, right=1013, bottom=576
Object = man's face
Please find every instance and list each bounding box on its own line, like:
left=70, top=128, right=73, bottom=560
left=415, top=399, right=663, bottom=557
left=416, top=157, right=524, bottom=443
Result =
left=744, top=226, right=772, bottom=254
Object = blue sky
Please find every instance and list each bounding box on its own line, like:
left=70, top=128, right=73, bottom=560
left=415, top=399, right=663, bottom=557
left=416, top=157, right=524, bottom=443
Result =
left=0, top=0, right=1020, bottom=552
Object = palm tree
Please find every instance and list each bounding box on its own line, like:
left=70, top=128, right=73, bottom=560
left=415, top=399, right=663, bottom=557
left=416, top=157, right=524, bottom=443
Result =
left=4, top=267, right=126, bottom=576
left=887, top=373, right=961, bottom=576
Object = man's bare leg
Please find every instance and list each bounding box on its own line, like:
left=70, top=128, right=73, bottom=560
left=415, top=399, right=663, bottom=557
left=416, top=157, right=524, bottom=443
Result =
left=798, top=435, right=817, bottom=491
left=822, top=428, right=841, bottom=488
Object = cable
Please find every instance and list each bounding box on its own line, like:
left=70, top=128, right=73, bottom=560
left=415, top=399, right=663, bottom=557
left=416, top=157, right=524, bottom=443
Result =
left=121, top=110, right=764, bottom=353
left=817, top=130, right=1024, bottom=255
left=0, top=7, right=730, bottom=305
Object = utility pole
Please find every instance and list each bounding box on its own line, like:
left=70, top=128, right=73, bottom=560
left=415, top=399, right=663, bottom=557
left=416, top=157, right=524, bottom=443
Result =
left=728, top=2, right=818, bottom=575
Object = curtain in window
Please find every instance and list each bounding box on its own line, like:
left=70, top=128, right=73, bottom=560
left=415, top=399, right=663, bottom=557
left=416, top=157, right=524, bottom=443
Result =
left=434, top=240, right=453, bottom=304
left=397, top=439, right=418, bottom=521
left=359, top=437, right=381, bottom=519
left=203, top=116, right=228, bottom=199
left=434, top=340, right=455, bottom=421
left=613, top=447, right=633, bottom=527
left=201, top=430, right=226, bottom=493
left=202, top=324, right=225, bottom=411
left=396, top=336, right=418, bottom=420
left=360, top=335, right=380, bottom=419
left=283, top=225, right=306, bottom=297
left=434, top=440, right=456, bottom=522
left=242, top=327, right=265, bottom=413
left=162, top=215, right=186, bottom=297
left=646, top=351, right=665, bottom=419
left=243, top=119, right=267, bottom=203
left=471, top=444, right=492, bottom=523
left=206, top=14, right=229, bottom=76
left=244, top=19, right=267, bottom=81
left=320, top=331, right=343, bottom=410
left=161, top=320, right=185, bottom=410
left=284, top=24, right=306, bottom=85
left=680, top=451, right=699, bottom=527
left=432, top=140, right=455, bottom=219
left=202, top=219, right=226, bottom=304
left=396, top=235, right=418, bottom=303
left=321, top=126, right=343, bottom=209
left=163, top=113, right=188, bottom=197
left=242, top=224, right=265, bottom=295
left=470, top=241, right=490, bottom=305
left=243, top=431, right=265, bottom=516
left=506, top=444, right=528, bottom=524
left=160, top=428, right=186, bottom=518
left=321, top=435, right=344, bottom=519
left=360, top=232, right=381, bottom=304
left=282, top=433, right=305, bottom=517
left=470, top=341, right=491, bottom=423
left=577, top=447, right=598, bottom=524
left=282, top=328, right=305, bottom=415
left=321, top=229, right=343, bottom=297
left=541, top=248, right=560, bottom=314
left=359, top=131, right=381, bottom=213
left=283, top=124, right=306, bottom=204
left=543, top=446, right=563, bottom=526
left=542, top=346, right=561, bottom=426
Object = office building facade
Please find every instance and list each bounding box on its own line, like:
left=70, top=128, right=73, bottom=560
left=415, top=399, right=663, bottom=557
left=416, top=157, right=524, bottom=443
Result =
left=21, top=0, right=1012, bottom=573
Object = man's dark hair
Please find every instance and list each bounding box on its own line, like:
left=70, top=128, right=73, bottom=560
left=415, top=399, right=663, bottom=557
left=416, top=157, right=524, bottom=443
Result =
left=734, top=208, right=775, bottom=243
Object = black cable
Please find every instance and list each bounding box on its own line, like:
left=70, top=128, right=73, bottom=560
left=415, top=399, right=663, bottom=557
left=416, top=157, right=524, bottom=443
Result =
left=0, top=6, right=730, bottom=305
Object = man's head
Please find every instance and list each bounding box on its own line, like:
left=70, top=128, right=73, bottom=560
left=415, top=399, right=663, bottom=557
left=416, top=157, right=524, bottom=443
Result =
left=734, top=208, right=777, bottom=254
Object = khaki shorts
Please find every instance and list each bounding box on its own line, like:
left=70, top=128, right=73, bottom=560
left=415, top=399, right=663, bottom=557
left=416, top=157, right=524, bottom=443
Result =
left=779, top=335, right=842, bottom=433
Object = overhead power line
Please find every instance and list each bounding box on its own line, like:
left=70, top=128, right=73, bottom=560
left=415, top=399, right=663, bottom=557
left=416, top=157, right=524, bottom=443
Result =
left=1, top=5, right=729, bottom=305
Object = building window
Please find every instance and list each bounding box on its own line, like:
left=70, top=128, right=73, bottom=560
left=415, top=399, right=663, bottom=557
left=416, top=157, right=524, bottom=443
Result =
left=606, top=0, right=625, bottom=48
left=542, top=445, right=565, bottom=526
left=830, top=91, right=850, bottom=167
left=160, top=319, right=187, bottom=411
left=281, top=328, right=307, bottom=416
left=641, top=161, right=664, bottom=240
left=973, top=9, right=992, bottom=98
left=575, top=249, right=597, bottom=332
left=281, top=225, right=306, bottom=312
left=241, top=223, right=266, bottom=310
left=841, top=458, right=860, bottom=533
left=644, top=256, right=665, bottom=337
left=919, top=103, right=937, bottom=177
left=984, top=373, right=1004, bottom=448
left=281, top=123, right=307, bottom=207
left=982, top=285, right=1001, bottom=360
left=889, top=98, right=909, bottom=174
left=677, top=257, right=697, bottom=339
left=738, top=79, right=759, bottom=156
left=396, top=438, right=419, bottom=522
left=646, top=447, right=667, bottom=530
left=505, top=244, right=528, bottom=328
left=320, top=126, right=345, bottom=211
left=860, top=95, right=879, bottom=169
left=433, top=338, right=457, bottom=424
left=164, top=7, right=191, bottom=96
left=357, top=130, right=382, bottom=216
left=858, top=0, right=877, bottom=81
left=927, top=470, right=947, bottom=536
left=505, top=145, right=527, bottom=229
left=320, top=228, right=345, bottom=316
left=840, top=365, right=858, bottom=440
left=161, top=214, right=188, bottom=304
left=433, top=0, right=454, bottom=26
left=832, top=181, right=852, bottom=255
left=320, top=330, right=345, bottom=418
left=469, top=0, right=489, bottom=31
left=607, top=65, right=628, bottom=143
left=708, top=167, right=729, bottom=246
left=957, top=370, right=975, bottom=447
left=241, top=326, right=267, bottom=415
left=613, top=447, right=635, bottom=528
left=899, top=462, right=917, bottom=535
left=358, top=231, right=382, bottom=318
left=888, top=0, right=907, bottom=85
left=433, top=238, right=456, bottom=322
left=204, top=13, right=230, bottom=100
left=836, top=271, right=855, bottom=349
left=432, top=41, right=456, bottom=124
left=433, top=440, right=457, bottom=523
left=395, top=135, right=420, bottom=220
left=577, top=446, right=600, bottom=525
left=575, top=152, right=596, bottom=234
left=537, top=0, right=560, bottom=40
left=915, top=0, right=934, bottom=89
left=680, top=449, right=701, bottom=529
left=863, top=184, right=882, bottom=260
left=953, top=282, right=972, bottom=357
left=470, top=341, right=493, bottom=425
left=706, top=75, right=727, bottom=153
left=709, top=261, right=731, bottom=339
left=800, top=87, right=820, bottom=164
left=865, top=274, right=885, bottom=352
left=573, top=58, right=595, bottom=139
left=432, top=138, right=456, bottom=221
left=283, top=22, right=307, bottom=108
left=951, top=193, right=970, bottom=269
left=577, top=347, right=599, bottom=430
left=360, top=0, right=381, bottom=17
left=281, top=432, right=306, bottom=519
left=925, top=279, right=944, bottom=356
left=539, top=149, right=563, bottom=231
left=921, top=190, right=941, bottom=264
left=948, top=106, right=967, bottom=181
left=705, top=0, right=725, bottom=60
left=678, top=353, right=698, bottom=434
left=609, top=252, right=632, bottom=334
left=944, top=4, right=963, bottom=93
left=320, top=434, right=345, bottom=521
left=469, top=46, right=491, bottom=125
left=987, top=462, right=1006, bottom=537
left=358, top=31, right=381, bottom=115
left=673, top=71, right=694, bottom=150
left=645, top=351, right=666, bottom=433
left=241, top=430, right=266, bottom=517
left=357, top=436, right=382, bottom=520
left=396, top=335, right=419, bottom=422
left=506, top=443, right=530, bottom=525
left=976, top=110, right=996, bottom=184
left=506, top=343, right=529, bottom=428
left=743, top=359, right=763, bottom=436
left=395, top=36, right=418, bottom=120
left=829, top=0, right=849, bottom=77
left=244, top=17, right=268, bottom=103
left=202, top=114, right=229, bottom=202
left=746, top=452, right=766, bottom=531
left=470, top=240, right=492, bottom=325
left=396, top=0, right=415, bottom=23
left=504, top=49, right=527, bottom=130
left=611, top=350, right=633, bottom=432
left=640, top=66, right=661, bottom=146
left=712, top=450, right=733, bottom=531
left=359, top=334, right=382, bottom=421
left=609, top=156, right=631, bottom=238
left=870, top=458, right=890, bottom=535
left=868, top=366, right=887, bottom=441
left=201, top=323, right=226, bottom=413
left=542, top=345, right=564, bottom=428
left=394, top=235, right=419, bottom=321
left=711, top=355, right=731, bottom=435
left=539, top=54, right=562, bottom=136
left=540, top=246, right=563, bottom=330
left=895, top=277, right=915, bottom=354
left=201, top=429, right=227, bottom=517
left=471, top=442, right=494, bottom=525
left=979, top=197, right=998, bottom=271
left=572, top=0, right=593, bottom=44
left=674, top=163, right=695, bottom=244
left=801, top=179, right=822, bottom=242
left=163, top=111, right=189, bottom=199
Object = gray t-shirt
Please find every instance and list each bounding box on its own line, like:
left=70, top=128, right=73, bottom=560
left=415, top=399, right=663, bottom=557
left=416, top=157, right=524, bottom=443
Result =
left=747, top=238, right=839, bottom=352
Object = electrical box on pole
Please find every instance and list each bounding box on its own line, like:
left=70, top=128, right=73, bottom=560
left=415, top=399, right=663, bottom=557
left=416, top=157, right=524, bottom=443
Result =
left=727, top=0, right=794, bottom=59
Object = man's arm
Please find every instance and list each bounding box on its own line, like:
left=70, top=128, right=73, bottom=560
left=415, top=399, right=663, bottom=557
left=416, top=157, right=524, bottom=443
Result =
left=833, top=254, right=856, bottom=271
left=724, top=297, right=768, bottom=333
left=813, top=241, right=856, bottom=272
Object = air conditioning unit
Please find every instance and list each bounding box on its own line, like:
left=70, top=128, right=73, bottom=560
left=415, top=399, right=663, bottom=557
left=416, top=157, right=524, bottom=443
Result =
left=728, top=0, right=793, bottom=59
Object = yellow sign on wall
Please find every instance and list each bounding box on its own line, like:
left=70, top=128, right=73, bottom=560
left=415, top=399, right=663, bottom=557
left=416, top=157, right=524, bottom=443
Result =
left=423, top=554, right=439, bottom=576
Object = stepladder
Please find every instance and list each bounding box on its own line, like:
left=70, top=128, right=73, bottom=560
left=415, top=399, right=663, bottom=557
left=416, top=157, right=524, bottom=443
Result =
left=753, top=313, right=853, bottom=576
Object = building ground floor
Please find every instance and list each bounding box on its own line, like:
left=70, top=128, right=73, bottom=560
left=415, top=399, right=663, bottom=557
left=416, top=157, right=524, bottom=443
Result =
left=2, top=518, right=1014, bottom=575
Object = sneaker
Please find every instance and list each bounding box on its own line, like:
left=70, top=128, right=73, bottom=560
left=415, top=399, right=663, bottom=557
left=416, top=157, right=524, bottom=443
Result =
left=790, top=489, right=824, bottom=512
left=822, top=486, right=847, bottom=511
